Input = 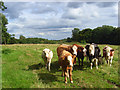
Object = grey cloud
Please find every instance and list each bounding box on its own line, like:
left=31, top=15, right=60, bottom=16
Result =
left=62, top=15, right=78, bottom=20
left=97, top=2, right=116, bottom=8
left=7, top=29, right=14, bottom=33
left=24, top=24, right=73, bottom=31
left=4, top=2, right=58, bottom=19
left=86, top=2, right=96, bottom=4
left=4, top=2, right=28, bottom=19
left=86, top=2, right=116, bottom=8
left=31, top=8, right=55, bottom=14
left=67, top=2, right=84, bottom=8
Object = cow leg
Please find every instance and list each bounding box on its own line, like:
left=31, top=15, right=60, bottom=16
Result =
left=105, top=57, right=107, bottom=64
left=91, top=63, right=93, bottom=69
left=108, top=60, right=109, bottom=65
left=89, top=57, right=93, bottom=69
left=64, top=70, right=67, bottom=84
left=110, top=57, right=113, bottom=67
left=48, top=61, right=51, bottom=71
left=74, top=57, right=76, bottom=65
left=81, top=56, right=84, bottom=66
left=69, top=69, right=73, bottom=83
left=45, top=63, right=47, bottom=69
left=67, top=69, right=69, bottom=78
left=87, top=56, right=89, bottom=62
left=82, top=59, right=83, bottom=66
left=95, top=59, right=98, bottom=69
left=106, top=57, right=110, bottom=65
left=62, top=69, right=64, bottom=77
left=78, top=57, right=80, bottom=66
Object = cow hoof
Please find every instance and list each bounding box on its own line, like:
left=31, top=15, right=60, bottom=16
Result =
left=65, top=81, right=67, bottom=84
left=71, top=81, right=73, bottom=83
left=67, top=74, right=69, bottom=78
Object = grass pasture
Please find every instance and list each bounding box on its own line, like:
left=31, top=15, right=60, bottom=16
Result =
left=2, top=44, right=120, bottom=88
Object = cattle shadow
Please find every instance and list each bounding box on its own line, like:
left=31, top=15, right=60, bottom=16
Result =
left=51, top=60, right=91, bottom=72
left=27, top=63, right=44, bottom=70
left=38, top=73, right=61, bottom=84
left=26, top=61, right=60, bottom=72
left=73, top=61, right=90, bottom=71
left=50, top=61, right=60, bottom=73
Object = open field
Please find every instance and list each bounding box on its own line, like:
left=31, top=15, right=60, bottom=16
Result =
left=2, top=44, right=120, bottom=88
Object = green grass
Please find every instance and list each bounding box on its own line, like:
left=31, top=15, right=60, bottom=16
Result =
left=2, top=44, right=120, bottom=88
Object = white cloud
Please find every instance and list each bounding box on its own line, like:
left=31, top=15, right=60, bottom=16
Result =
left=38, top=33, right=45, bottom=36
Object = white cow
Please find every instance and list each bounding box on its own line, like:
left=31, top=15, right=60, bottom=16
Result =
left=42, top=48, right=53, bottom=71
left=103, top=46, right=114, bottom=66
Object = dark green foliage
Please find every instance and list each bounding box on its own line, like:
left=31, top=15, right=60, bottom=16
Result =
left=72, top=28, right=80, bottom=41
left=0, top=1, right=7, bottom=11
left=0, top=2, right=11, bottom=44
left=80, top=40, right=86, bottom=44
left=0, top=13, right=11, bottom=44
left=92, top=25, right=115, bottom=44
left=2, top=48, right=13, bottom=54
left=2, top=25, right=120, bottom=45
left=15, top=36, right=57, bottom=44
left=71, top=25, right=120, bottom=45
left=79, top=28, right=92, bottom=43
left=67, top=37, right=72, bottom=42
left=110, top=27, right=120, bottom=45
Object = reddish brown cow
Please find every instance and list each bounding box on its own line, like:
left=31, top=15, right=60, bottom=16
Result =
left=57, top=44, right=78, bottom=57
left=74, top=44, right=85, bottom=66
left=58, top=50, right=76, bottom=83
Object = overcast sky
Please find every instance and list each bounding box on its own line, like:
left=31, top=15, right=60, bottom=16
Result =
left=3, top=1, right=118, bottom=40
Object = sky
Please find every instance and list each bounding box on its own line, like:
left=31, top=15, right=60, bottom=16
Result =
left=2, top=1, right=118, bottom=40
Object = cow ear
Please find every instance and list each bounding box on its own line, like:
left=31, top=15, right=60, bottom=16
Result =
left=111, top=49, right=114, bottom=51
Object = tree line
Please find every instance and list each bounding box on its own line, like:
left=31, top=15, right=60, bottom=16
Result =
left=69, top=25, right=120, bottom=45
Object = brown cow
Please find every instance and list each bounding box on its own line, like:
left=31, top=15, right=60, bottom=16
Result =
left=74, top=44, right=85, bottom=66
left=58, top=50, right=76, bottom=83
left=57, top=44, right=78, bottom=57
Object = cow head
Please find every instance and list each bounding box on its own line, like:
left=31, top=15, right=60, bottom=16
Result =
left=110, top=49, right=114, bottom=56
left=89, top=44, right=95, bottom=56
left=67, top=56, right=73, bottom=67
left=72, top=44, right=78, bottom=56
left=43, top=49, right=50, bottom=58
left=106, top=47, right=115, bottom=56
left=106, top=47, right=111, bottom=57
left=83, top=48, right=87, bottom=56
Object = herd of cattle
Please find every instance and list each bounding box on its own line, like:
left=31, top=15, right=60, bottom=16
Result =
left=42, top=43, right=115, bottom=83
